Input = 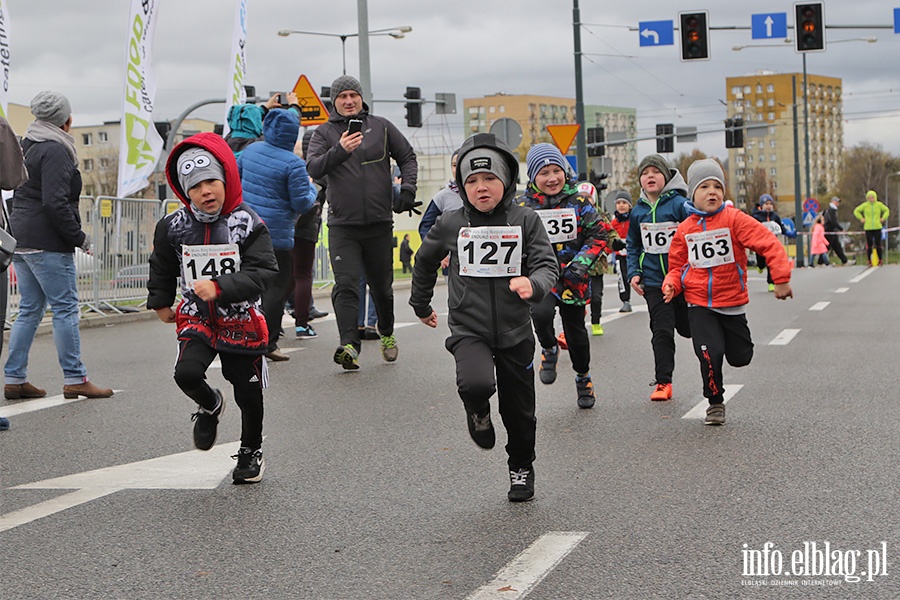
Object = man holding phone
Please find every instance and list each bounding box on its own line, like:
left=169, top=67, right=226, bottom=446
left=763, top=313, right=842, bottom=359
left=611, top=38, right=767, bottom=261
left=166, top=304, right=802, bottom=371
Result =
left=306, top=75, right=419, bottom=370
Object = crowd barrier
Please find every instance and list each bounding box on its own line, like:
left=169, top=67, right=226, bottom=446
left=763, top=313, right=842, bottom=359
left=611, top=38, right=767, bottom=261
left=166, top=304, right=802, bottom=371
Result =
left=5, top=196, right=333, bottom=323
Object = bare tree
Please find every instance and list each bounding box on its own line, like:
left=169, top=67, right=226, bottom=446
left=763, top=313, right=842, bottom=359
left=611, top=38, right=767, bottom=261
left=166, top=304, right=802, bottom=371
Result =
left=745, top=168, right=772, bottom=210
left=837, top=142, right=900, bottom=227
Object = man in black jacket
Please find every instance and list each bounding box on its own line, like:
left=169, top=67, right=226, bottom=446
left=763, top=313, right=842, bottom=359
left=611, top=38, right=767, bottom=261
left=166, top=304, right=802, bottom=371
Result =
left=823, top=196, right=849, bottom=265
left=306, top=75, right=419, bottom=370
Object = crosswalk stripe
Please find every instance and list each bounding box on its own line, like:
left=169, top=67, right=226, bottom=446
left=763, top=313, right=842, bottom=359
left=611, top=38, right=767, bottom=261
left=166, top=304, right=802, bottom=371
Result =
left=681, top=385, right=743, bottom=420
left=769, top=328, right=800, bottom=346
left=1, top=392, right=122, bottom=417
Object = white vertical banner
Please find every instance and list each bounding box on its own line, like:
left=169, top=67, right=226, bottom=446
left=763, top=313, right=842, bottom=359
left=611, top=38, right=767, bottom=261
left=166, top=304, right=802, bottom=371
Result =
left=117, top=0, right=163, bottom=198
left=0, top=0, right=12, bottom=119
left=222, top=0, right=249, bottom=136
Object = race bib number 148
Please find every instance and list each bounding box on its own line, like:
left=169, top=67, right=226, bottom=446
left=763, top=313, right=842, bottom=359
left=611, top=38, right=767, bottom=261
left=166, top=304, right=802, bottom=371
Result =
left=182, top=244, right=241, bottom=285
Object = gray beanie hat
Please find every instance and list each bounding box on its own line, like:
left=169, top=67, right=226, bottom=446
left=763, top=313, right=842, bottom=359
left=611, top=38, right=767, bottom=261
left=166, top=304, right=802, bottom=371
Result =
left=176, top=147, right=225, bottom=192
left=637, top=154, right=672, bottom=184
left=614, top=189, right=633, bottom=206
left=330, top=75, right=363, bottom=98
left=686, top=158, right=726, bottom=200
left=30, top=91, right=72, bottom=127
left=459, top=148, right=511, bottom=190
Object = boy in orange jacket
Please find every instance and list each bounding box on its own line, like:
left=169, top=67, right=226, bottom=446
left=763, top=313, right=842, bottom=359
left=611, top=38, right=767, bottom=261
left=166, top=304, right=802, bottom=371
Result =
left=662, top=159, right=792, bottom=425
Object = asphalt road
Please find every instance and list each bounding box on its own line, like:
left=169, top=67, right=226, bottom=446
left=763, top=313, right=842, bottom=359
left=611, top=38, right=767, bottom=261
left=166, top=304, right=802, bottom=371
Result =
left=1, top=265, right=897, bottom=599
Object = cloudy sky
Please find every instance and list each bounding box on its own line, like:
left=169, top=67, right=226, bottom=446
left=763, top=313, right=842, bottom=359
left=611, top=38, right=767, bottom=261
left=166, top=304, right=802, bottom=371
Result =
left=6, top=0, right=900, bottom=159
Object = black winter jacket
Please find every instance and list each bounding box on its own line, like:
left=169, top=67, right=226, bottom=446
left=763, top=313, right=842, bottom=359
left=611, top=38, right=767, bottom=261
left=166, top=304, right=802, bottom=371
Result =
left=10, top=138, right=85, bottom=252
left=409, top=133, right=558, bottom=348
left=305, top=104, right=417, bottom=226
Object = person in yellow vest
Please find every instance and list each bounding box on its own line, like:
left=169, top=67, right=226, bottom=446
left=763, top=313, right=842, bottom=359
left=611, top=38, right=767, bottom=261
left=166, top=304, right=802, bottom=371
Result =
left=852, top=190, right=890, bottom=266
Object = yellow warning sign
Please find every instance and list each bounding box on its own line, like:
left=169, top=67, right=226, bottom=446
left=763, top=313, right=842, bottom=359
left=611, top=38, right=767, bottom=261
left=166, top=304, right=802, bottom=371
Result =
left=545, top=124, right=581, bottom=155
left=291, top=74, right=329, bottom=126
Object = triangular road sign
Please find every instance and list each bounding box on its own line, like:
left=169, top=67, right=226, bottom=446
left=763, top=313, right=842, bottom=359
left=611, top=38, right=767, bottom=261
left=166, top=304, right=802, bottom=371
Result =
left=292, top=74, right=329, bottom=126
left=545, top=124, right=581, bottom=155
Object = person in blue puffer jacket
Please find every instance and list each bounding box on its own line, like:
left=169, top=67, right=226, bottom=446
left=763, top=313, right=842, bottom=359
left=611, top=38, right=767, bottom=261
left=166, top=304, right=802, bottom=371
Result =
left=238, top=108, right=316, bottom=361
left=626, top=154, right=692, bottom=402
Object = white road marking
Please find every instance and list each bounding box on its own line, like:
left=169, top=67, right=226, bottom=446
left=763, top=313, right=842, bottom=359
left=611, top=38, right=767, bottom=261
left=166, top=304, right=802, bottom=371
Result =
left=809, top=301, right=830, bottom=311
left=467, top=532, right=589, bottom=600
left=835, top=287, right=849, bottom=293
left=849, top=268, right=877, bottom=283
left=599, top=303, right=647, bottom=325
left=0, top=442, right=241, bottom=533
left=1, top=392, right=123, bottom=417
left=682, top=385, right=743, bottom=420
left=769, top=329, right=800, bottom=346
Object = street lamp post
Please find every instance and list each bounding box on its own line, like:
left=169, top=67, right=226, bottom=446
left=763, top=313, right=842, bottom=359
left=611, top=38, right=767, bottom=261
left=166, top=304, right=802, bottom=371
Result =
left=277, top=25, right=412, bottom=76
left=887, top=171, right=900, bottom=264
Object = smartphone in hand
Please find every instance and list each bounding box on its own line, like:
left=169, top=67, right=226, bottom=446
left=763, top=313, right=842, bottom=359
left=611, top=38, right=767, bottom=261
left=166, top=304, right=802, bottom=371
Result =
left=347, top=119, right=363, bottom=135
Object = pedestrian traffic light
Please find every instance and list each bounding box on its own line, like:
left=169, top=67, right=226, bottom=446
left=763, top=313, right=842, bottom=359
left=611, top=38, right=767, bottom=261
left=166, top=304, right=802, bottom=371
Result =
left=593, top=172, right=610, bottom=193
left=586, top=127, right=605, bottom=157
left=404, top=86, right=422, bottom=128
left=656, top=123, right=674, bottom=154
left=795, top=3, right=825, bottom=52
left=724, top=117, right=744, bottom=149
left=679, top=11, right=710, bottom=61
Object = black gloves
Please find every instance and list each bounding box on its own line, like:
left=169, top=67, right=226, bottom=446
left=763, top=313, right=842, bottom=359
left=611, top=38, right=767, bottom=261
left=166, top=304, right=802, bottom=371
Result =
left=610, top=238, right=626, bottom=252
left=393, top=189, right=422, bottom=216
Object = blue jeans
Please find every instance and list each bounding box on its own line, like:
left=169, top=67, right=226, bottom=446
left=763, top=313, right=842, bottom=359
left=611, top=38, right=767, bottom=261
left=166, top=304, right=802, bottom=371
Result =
left=357, top=276, right=378, bottom=328
left=5, top=252, right=88, bottom=385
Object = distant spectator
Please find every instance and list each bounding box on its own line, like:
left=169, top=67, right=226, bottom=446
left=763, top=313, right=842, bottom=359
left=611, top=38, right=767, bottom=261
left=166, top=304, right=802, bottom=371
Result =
left=853, top=190, right=890, bottom=266
left=399, top=233, right=413, bottom=273
left=823, top=196, right=849, bottom=265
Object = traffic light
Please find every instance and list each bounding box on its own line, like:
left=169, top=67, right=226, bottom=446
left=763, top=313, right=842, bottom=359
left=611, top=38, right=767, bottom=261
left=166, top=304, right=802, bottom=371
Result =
left=593, top=172, right=610, bottom=193
left=679, top=11, right=710, bottom=61
left=587, top=126, right=605, bottom=157
left=404, top=86, right=422, bottom=128
left=320, top=86, right=333, bottom=113
left=656, top=123, right=674, bottom=154
left=724, top=117, right=744, bottom=149
left=795, top=3, right=825, bottom=52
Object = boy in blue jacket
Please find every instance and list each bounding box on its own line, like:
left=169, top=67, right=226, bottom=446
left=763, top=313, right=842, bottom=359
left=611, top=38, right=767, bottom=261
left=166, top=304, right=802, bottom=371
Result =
left=626, top=154, right=692, bottom=402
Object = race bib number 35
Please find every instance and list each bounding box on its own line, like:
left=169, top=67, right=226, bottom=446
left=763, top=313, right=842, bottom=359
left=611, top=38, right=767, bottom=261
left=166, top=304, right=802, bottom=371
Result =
left=457, top=226, right=522, bottom=277
left=537, top=208, right=577, bottom=244
left=685, top=229, right=734, bottom=269
left=182, top=244, right=241, bottom=285
left=640, top=221, right=678, bottom=254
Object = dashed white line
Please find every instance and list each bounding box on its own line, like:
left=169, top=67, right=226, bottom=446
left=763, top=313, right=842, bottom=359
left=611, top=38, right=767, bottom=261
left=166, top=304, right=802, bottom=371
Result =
left=467, top=532, right=589, bottom=600
left=849, top=267, right=878, bottom=283
left=835, top=287, right=849, bottom=293
left=769, top=328, right=800, bottom=345
left=1, top=392, right=123, bottom=417
left=682, top=385, right=743, bottom=420
left=809, top=301, right=830, bottom=311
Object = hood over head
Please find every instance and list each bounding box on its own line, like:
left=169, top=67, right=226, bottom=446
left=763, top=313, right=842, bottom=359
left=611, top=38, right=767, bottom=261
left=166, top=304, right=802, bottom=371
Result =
left=455, top=133, right=519, bottom=216
left=166, top=132, right=243, bottom=214
left=227, top=103, right=265, bottom=139
left=262, top=108, right=300, bottom=151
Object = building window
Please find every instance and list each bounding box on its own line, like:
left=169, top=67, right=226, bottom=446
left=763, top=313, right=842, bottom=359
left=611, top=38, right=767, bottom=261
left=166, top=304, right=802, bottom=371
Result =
left=759, top=155, right=765, bottom=162
left=770, top=154, right=777, bottom=162
left=770, top=139, right=777, bottom=148
left=743, top=85, right=751, bottom=94
left=100, top=158, right=110, bottom=168
left=767, top=112, right=775, bottom=120
left=771, top=168, right=777, bottom=176
left=489, top=106, right=495, bottom=114
left=731, top=86, right=742, bottom=95
left=767, top=84, right=774, bottom=93
left=499, top=105, right=505, bottom=113
left=767, top=98, right=775, bottom=107
left=83, top=159, right=93, bottom=171
left=98, top=131, right=108, bottom=143
left=82, top=133, right=92, bottom=146
left=756, top=84, right=763, bottom=93
left=756, top=99, right=763, bottom=107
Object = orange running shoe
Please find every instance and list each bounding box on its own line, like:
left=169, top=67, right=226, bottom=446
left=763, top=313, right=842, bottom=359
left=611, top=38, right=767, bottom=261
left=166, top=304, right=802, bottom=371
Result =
left=650, top=382, right=672, bottom=401
left=556, top=332, right=568, bottom=350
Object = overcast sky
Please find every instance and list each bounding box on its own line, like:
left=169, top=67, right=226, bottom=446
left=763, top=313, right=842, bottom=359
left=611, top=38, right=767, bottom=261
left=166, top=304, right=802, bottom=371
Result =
left=7, top=0, right=900, bottom=160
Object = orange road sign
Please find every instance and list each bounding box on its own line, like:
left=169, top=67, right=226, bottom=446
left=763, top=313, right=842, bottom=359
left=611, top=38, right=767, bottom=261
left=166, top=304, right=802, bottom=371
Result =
left=545, top=124, right=581, bottom=155
left=291, top=74, right=329, bottom=126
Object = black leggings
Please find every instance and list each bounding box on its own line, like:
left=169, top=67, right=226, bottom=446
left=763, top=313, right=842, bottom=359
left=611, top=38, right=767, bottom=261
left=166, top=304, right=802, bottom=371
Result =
left=530, top=292, right=590, bottom=375
left=643, top=286, right=691, bottom=384
left=864, top=230, right=883, bottom=263
left=173, top=338, right=266, bottom=450
left=687, top=307, right=753, bottom=402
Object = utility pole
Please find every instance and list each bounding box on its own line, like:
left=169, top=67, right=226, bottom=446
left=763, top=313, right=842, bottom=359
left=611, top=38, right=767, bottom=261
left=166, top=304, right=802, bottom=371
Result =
left=792, top=76, right=805, bottom=267
left=572, top=0, right=587, bottom=180
left=357, top=0, right=372, bottom=106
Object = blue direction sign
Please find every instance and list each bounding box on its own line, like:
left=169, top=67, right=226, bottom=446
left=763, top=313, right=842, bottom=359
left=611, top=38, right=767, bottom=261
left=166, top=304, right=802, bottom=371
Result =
left=802, top=210, right=816, bottom=227
left=751, top=13, right=788, bottom=39
left=638, top=20, right=674, bottom=47
left=895, top=8, right=900, bottom=34
left=803, top=197, right=820, bottom=212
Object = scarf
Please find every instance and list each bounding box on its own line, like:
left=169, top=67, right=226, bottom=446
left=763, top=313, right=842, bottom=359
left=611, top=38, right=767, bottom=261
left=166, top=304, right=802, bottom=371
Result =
left=24, top=120, right=78, bottom=166
left=190, top=202, right=222, bottom=223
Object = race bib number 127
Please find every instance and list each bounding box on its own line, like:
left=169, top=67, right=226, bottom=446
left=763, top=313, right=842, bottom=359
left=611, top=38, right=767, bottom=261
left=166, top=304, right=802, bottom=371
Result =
left=182, top=244, right=241, bottom=285
left=457, top=226, right=522, bottom=277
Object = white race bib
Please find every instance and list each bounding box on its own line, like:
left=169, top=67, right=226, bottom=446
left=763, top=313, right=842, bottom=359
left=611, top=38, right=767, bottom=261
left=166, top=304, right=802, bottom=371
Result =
left=763, top=220, right=782, bottom=236
left=537, top=208, right=577, bottom=244
left=685, top=229, right=735, bottom=269
left=182, top=244, right=241, bottom=285
left=640, top=221, right=678, bottom=254
left=457, top=226, right=522, bottom=277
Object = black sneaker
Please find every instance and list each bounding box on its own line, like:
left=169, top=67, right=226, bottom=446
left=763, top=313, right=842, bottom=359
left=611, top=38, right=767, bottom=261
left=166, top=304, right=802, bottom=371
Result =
left=539, top=346, right=559, bottom=384
left=508, top=467, right=535, bottom=502
left=704, top=403, right=726, bottom=426
left=191, top=389, right=224, bottom=451
left=308, top=308, right=329, bottom=320
left=575, top=374, right=595, bottom=409
left=466, top=408, right=495, bottom=449
left=232, top=447, right=265, bottom=484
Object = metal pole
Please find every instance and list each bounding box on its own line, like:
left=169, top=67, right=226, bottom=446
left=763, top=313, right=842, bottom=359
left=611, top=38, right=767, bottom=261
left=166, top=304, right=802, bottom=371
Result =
left=357, top=0, right=372, bottom=106
left=792, top=77, right=804, bottom=267
left=340, top=36, right=348, bottom=75
left=802, top=53, right=811, bottom=201
left=572, top=0, right=587, bottom=180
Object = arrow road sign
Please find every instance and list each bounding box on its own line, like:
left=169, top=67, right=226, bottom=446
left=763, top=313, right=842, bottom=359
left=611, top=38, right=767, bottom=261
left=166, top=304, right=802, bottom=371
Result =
left=895, top=8, right=900, bottom=34
left=638, top=20, right=674, bottom=47
left=0, top=442, right=241, bottom=532
left=752, top=13, right=788, bottom=39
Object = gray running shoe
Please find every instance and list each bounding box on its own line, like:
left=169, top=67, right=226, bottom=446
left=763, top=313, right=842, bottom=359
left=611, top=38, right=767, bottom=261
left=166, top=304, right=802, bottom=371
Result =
left=704, top=403, right=726, bottom=426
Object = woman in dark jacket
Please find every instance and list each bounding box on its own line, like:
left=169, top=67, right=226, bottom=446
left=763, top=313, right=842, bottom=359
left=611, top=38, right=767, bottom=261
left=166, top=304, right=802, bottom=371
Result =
left=3, top=91, right=112, bottom=401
